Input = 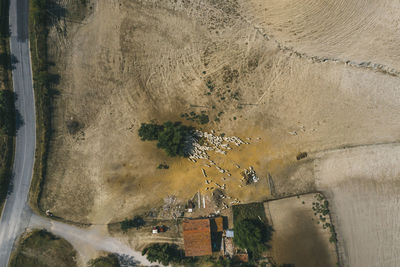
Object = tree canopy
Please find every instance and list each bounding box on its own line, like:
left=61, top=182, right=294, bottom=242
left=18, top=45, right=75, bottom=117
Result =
left=234, top=219, right=273, bottom=257
left=142, top=243, right=182, bottom=266
left=120, top=216, right=145, bottom=232
left=138, top=121, right=194, bottom=157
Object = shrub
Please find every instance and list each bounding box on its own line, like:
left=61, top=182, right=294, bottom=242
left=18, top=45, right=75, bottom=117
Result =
left=88, top=254, right=120, bottom=267
left=120, top=216, right=145, bottom=232
left=234, top=219, right=273, bottom=258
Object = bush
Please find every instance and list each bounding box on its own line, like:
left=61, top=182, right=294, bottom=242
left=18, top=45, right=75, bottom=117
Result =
left=142, top=243, right=182, bottom=266
left=88, top=254, right=120, bottom=267
left=234, top=219, right=273, bottom=258
left=120, top=216, right=145, bottom=232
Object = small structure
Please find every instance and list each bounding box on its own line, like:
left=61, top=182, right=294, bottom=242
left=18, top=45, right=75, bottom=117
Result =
left=152, top=227, right=158, bottom=234
left=183, top=218, right=212, bottom=257
left=226, top=229, right=234, bottom=238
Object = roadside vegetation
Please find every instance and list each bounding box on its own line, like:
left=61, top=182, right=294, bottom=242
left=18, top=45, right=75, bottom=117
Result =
left=142, top=243, right=238, bottom=266
left=28, top=0, right=55, bottom=216
left=138, top=121, right=194, bottom=157
left=88, top=254, right=120, bottom=267
left=0, top=0, right=15, bottom=213
left=9, top=229, right=77, bottom=267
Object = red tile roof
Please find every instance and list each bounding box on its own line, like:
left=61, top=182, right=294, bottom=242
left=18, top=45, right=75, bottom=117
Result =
left=183, top=218, right=212, bottom=257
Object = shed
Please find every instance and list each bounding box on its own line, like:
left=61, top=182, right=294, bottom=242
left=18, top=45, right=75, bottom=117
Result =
left=226, top=229, right=234, bottom=238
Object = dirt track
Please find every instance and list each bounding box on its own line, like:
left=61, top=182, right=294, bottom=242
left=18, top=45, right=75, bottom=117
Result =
left=241, top=0, right=400, bottom=71
left=42, top=0, right=400, bottom=233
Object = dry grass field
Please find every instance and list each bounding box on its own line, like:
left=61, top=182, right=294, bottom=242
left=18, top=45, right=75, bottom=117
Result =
left=41, top=0, right=400, bottom=247
left=315, top=144, right=400, bottom=267
left=264, top=194, right=337, bottom=267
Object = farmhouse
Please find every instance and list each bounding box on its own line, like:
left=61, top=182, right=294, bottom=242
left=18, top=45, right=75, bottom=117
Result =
left=183, top=216, right=226, bottom=257
left=183, top=218, right=212, bottom=257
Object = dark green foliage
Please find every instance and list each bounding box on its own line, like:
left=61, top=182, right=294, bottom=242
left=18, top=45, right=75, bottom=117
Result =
left=234, top=219, right=273, bottom=258
left=88, top=254, right=120, bottom=267
left=138, top=121, right=194, bottom=157
left=138, top=123, right=163, bottom=141
left=0, top=0, right=10, bottom=38
left=181, top=111, right=209, bottom=125
left=198, top=114, right=209, bottom=124
left=142, top=243, right=183, bottom=266
left=312, top=194, right=337, bottom=243
left=120, top=216, right=145, bottom=232
left=232, top=203, right=267, bottom=225
left=157, top=121, right=193, bottom=157
left=0, top=90, right=15, bottom=136
left=157, top=163, right=169, bottom=169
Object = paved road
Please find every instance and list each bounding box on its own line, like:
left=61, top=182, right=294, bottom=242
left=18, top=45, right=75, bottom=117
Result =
left=0, top=0, right=36, bottom=265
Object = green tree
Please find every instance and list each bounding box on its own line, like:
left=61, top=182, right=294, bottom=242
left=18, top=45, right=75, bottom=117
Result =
left=157, top=121, right=193, bottom=157
left=138, top=123, right=163, bottom=141
left=120, top=216, right=145, bottom=232
left=142, top=243, right=182, bottom=266
left=138, top=121, right=194, bottom=157
left=234, top=219, right=273, bottom=257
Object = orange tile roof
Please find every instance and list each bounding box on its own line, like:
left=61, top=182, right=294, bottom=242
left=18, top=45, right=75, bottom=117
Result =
left=183, top=218, right=212, bottom=257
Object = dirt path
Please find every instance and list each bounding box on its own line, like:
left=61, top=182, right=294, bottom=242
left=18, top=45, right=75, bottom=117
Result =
left=28, top=214, right=154, bottom=266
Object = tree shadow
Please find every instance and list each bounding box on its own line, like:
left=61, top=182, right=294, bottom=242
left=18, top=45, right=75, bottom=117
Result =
left=11, top=92, right=23, bottom=134
left=0, top=53, right=17, bottom=70
left=117, top=254, right=142, bottom=267
left=10, top=54, right=18, bottom=70
left=47, top=0, right=68, bottom=26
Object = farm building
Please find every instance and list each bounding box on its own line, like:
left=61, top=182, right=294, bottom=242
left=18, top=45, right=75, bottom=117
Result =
left=183, top=218, right=213, bottom=257
left=183, top=216, right=226, bottom=257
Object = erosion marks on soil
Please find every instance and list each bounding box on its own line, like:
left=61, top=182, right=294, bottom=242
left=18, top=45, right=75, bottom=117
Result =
left=239, top=0, right=400, bottom=76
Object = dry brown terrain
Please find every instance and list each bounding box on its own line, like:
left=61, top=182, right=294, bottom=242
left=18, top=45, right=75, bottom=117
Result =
left=264, top=194, right=337, bottom=267
left=42, top=0, right=400, bottom=237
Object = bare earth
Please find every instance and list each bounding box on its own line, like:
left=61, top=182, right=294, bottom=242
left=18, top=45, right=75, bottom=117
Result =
left=264, top=194, right=337, bottom=267
left=42, top=0, right=400, bottom=225
left=315, top=144, right=400, bottom=267
left=40, top=1, right=400, bottom=266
